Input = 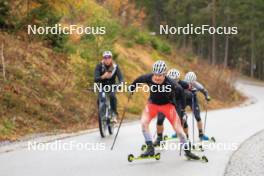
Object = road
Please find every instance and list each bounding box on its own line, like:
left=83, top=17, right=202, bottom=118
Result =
left=0, top=79, right=264, bottom=176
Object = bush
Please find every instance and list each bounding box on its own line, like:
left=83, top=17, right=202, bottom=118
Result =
left=0, top=119, right=15, bottom=136
left=159, top=43, right=171, bottom=54
left=80, top=49, right=92, bottom=60
left=150, top=37, right=159, bottom=50
left=63, top=43, right=78, bottom=54
left=135, top=34, right=148, bottom=45
left=125, top=41, right=134, bottom=48
left=122, top=26, right=140, bottom=39
left=47, top=32, right=69, bottom=51
left=149, top=37, right=171, bottom=54
left=26, top=2, right=69, bottom=51
left=81, top=34, right=96, bottom=43
left=0, top=0, right=9, bottom=28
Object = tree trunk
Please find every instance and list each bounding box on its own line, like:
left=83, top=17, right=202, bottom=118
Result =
left=1, top=43, right=6, bottom=81
left=211, top=0, right=216, bottom=65
left=224, top=35, right=229, bottom=68
left=250, top=28, right=255, bottom=78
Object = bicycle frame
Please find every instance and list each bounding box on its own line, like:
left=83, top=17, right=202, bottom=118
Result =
left=101, top=92, right=112, bottom=120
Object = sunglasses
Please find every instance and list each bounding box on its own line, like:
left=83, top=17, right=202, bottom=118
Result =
left=103, top=56, right=112, bottom=59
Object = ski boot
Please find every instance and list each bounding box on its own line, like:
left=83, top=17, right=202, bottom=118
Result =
left=183, top=143, right=208, bottom=162
left=141, top=144, right=155, bottom=157
left=199, top=134, right=209, bottom=141
left=171, top=133, right=177, bottom=138
left=153, top=136, right=163, bottom=147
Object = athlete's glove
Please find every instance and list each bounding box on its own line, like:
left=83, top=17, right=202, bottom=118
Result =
left=179, top=109, right=186, bottom=120
left=205, top=96, right=211, bottom=102
left=182, top=112, right=187, bottom=122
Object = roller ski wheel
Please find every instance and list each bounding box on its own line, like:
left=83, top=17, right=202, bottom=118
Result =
left=187, top=141, right=203, bottom=152
left=127, top=153, right=161, bottom=162
left=190, top=145, right=204, bottom=152
left=141, top=144, right=147, bottom=151
left=128, top=154, right=134, bottom=162
left=198, top=145, right=204, bottom=152
left=210, top=137, right=216, bottom=142
left=185, top=152, right=208, bottom=163
left=163, top=134, right=177, bottom=141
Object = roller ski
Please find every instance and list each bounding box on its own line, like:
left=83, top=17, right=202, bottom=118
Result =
left=200, top=134, right=216, bottom=142
left=183, top=144, right=208, bottom=163
left=161, top=134, right=199, bottom=152
left=140, top=134, right=177, bottom=151
left=184, top=151, right=208, bottom=162
left=141, top=136, right=201, bottom=152
left=163, top=134, right=178, bottom=141
left=141, top=137, right=164, bottom=151
left=195, top=134, right=216, bottom=151
left=128, top=144, right=161, bottom=162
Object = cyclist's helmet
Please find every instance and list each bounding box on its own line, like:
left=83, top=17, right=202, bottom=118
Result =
left=167, top=68, right=180, bottom=80
left=185, top=71, right=197, bottom=83
left=152, top=60, right=167, bottom=74
left=103, top=51, right=113, bottom=58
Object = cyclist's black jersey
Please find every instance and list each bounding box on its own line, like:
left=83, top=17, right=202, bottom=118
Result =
left=130, top=74, right=185, bottom=106
left=94, top=62, right=123, bottom=85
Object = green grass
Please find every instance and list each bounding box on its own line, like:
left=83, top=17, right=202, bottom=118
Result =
left=0, top=119, right=15, bottom=136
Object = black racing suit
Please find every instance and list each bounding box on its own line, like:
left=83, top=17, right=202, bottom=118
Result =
left=94, top=62, right=124, bottom=114
left=156, top=80, right=189, bottom=127
left=129, top=74, right=185, bottom=107
left=183, top=81, right=209, bottom=123
left=130, top=74, right=187, bottom=146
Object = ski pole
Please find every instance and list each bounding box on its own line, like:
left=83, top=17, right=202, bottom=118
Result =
left=110, top=93, right=132, bottom=150
left=203, top=100, right=208, bottom=134
left=191, top=93, right=195, bottom=145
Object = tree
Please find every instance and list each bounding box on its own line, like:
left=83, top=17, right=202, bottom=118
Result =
left=0, top=0, right=10, bottom=28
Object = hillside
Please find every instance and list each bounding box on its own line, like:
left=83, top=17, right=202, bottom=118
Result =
left=0, top=0, right=245, bottom=141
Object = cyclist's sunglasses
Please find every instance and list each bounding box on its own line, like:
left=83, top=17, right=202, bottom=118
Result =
left=103, top=56, right=112, bottom=59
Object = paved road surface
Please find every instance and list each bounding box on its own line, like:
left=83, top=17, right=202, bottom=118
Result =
left=0, top=79, right=263, bottom=176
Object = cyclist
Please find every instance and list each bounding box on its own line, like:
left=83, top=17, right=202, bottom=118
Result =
left=129, top=60, right=199, bottom=159
left=94, top=51, right=124, bottom=122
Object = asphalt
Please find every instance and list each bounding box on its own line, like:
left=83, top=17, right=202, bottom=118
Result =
left=0, top=79, right=263, bottom=176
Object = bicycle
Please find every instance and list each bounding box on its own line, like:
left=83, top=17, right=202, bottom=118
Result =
left=98, top=91, right=115, bottom=138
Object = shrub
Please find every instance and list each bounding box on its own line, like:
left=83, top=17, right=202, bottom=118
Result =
left=135, top=34, right=147, bottom=45
left=0, top=0, right=9, bottom=28
left=159, top=42, right=171, bottom=54
left=26, top=1, right=69, bottom=51
left=122, top=26, right=140, bottom=39
left=150, top=37, right=159, bottom=50
left=125, top=41, right=134, bottom=48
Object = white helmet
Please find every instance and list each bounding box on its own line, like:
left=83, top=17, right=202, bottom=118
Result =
left=103, top=51, right=112, bottom=58
left=167, top=68, right=180, bottom=80
left=152, top=60, right=167, bottom=74
left=185, top=71, right=197, bottom=83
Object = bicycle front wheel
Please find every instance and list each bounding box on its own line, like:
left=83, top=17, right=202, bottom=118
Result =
left=98, top=104, right=107, bottom=138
